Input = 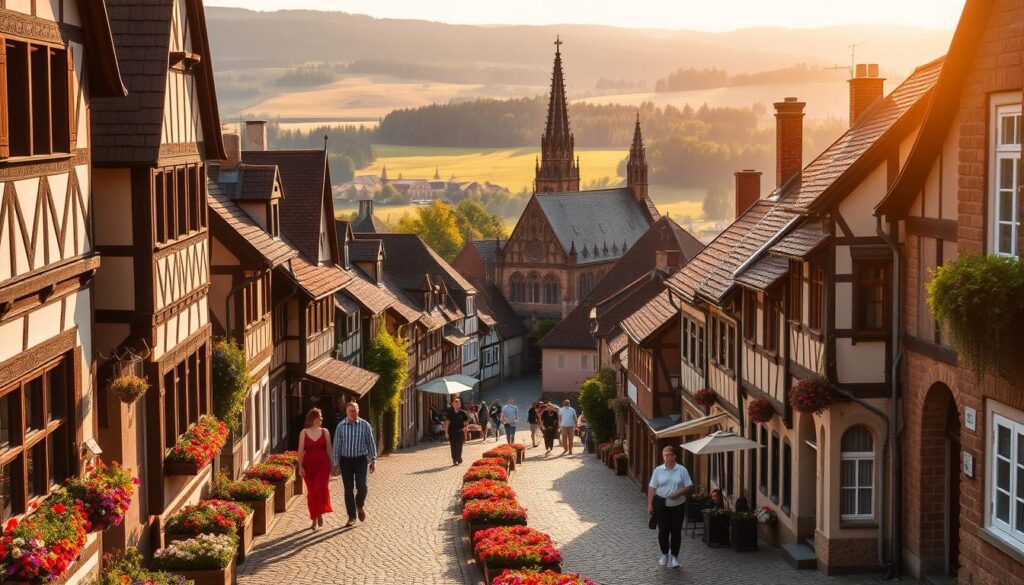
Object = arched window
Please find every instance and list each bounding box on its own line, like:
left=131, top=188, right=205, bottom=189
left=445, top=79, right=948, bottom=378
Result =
left=578, top=273, right=593, bottom=300
left=840, top=426, right=874, bottom=519
left=543, top=275, right=560, bottom=305
left=527, top=273, right=541, bottom=304
left=509, top=273, right=525, bottom=303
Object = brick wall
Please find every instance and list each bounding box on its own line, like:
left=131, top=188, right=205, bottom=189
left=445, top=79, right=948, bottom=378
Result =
left=816, top=530, right=880, bottom=574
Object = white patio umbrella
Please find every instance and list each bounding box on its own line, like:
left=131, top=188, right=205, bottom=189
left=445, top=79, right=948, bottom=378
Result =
left=680, top=430, right=761, bottom=455
left=416, top=374, right=479, bottom=395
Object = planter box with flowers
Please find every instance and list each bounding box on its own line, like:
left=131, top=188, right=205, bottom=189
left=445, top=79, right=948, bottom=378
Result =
left=461, top=479, right=516, bottom=505
left=463, top=498, right=527, bottom=539
left=265, top=451, right=301, bottom=496
left=66, top=460, right=137, bottom=533
left=613, top=452, right=628, bottom=476
left=703, top=509, right=731, bottom=547
left=471, top=457, right=510, bottom=474
left=755, top=504, right=780, bottom=548
left=215, top=475, right=276, bottom=536
left=491, top=569, right=596, bottom=585
left=93, top=549, right=186, bottom=585
left=729, top=512, right=758, bottom=552
left=165, top=415, right=229, bottom=476
left=483, top=446, right=517, bottom=471
left=153, top=533, right=237, bottom=585
left=474, top=526, right=561, bottom=584
left=243, top=463, right=295, bottom=513
left=606, top=446, right=624, bottom=470
left=597, top=443, right=612, bottom=463
left=165, top=499, right=254, bottom=564
left=463, top=465, right=508, bottom=484
left=510, top=443, right=527, bottom=464
left=0, top=489, right=89, bottom=583
left=789, top=377, right=833, bottom=415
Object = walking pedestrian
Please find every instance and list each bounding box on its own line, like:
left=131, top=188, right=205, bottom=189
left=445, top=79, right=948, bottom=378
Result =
left=297, top=408, right=333, bottom=530
left=488, top=402, right=503, bottom=441
left=444, top=397, right=468, bottom=465
left=527, top=402, right=541, bottom=447
left=478, top=401, right=490, bottom=442
left=558, top=400, right=578, bottom=455
left=500, top=397, right=519, bottom=445
left=540, top=401, right=559, bottom=455
left=647, top=445, right=693, bottom=568
left=331, top=402, right=377, bottom=528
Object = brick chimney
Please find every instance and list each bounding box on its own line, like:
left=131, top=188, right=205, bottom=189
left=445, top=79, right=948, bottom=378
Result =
left=244, top=120, right=268, bottom=151
left=655, top=250, right=682, bottom=273
left=734, top=169, right=762, bottom=219
left=849, top=64, right=885, bottom=127
left=223, top=133, right=241, bottom=170
left=774, top=97, right=805, bottom=188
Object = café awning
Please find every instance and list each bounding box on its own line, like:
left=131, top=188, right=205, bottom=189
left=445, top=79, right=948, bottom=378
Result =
left=417, top=374, right=479, bottom=395
left=653, top=413, right=732, bottom=439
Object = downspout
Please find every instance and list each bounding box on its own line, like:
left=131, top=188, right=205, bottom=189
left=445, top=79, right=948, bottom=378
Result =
left=877, top=215, right=904, bottom=579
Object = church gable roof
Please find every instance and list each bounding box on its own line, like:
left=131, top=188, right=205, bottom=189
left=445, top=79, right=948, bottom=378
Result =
left=535, top=188, right=653, bottom=265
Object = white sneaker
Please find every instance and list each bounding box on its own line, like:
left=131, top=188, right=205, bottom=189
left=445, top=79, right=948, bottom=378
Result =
left=658, top=554, right=669, bottom=566
left=669, top=556, right=680, bottom=568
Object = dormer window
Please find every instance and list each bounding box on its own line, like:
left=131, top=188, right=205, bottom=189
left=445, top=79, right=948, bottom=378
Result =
left=375, top=260, right=383, bottom=285
left=2, top=40, right=73, bottom=158
left=268, top=201, right=281, bottom=238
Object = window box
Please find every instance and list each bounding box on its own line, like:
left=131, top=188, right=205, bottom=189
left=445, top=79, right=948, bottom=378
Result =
left=165, top=512, right=253, bottom=564
left=164, top=460, right=204, bottom=476
left=166, top=559, right=236, bottom=585
left=730, top=515, right=759, bottom=552
left=702, top=510, right=730, bottom=547
left=236, top=496, right=274, bottom=536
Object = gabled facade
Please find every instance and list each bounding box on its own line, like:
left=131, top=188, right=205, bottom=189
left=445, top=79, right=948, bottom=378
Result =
left=876, top=1, right=1023, bottom=581
left=0, top=1, right=123, bottom=580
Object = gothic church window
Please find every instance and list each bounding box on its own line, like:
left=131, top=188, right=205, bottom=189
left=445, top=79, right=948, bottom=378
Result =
left=543, top=276, right=560, bottom=305
left=527, top=273, right=541, bottom=304
left=509, top=273, right=525, bottom=302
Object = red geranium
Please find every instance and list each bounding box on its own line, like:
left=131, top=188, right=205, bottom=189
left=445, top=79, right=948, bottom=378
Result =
left=474, top=526, right=561, bottom=570
left=463, top=465, right=508, bottom=483
left=461, top=480, right=516, bottom=503
left=243, top=463, right=295, bottom=483
left=788, top=377, right=833, bottom=414
left=462, top=498, right=527, bottom=525
left=471, top=457, right=509, bottom=469
left=166, top=415, right=229, bottom=467
left=692, top=387, right=717, bottom=408
left=747, top=398, right=774, bottom=423
left=492, top=569, right=596, bottom=585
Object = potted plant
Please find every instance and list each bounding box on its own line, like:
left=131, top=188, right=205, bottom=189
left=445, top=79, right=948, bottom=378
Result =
left=152, top=533, right=237, bottom=585
left=92, top=549, right=189, bottom=585
left=214, top=474, right=275, bottom=536
left=243, top=463, right=295, bottom=513
left=510, top=443, right=527, bottom=464
left=788, top=377, right=833, bottom=414
left=491, top=570, right=596, bottom=585
left=729, top=511, right=758, bottom=552
left=702, top=508, right=731, bottom=547
left=265, top=451, right=301, bottom=495
left=462, top=498, right=527, bottom=537
left=471, top=457, right=510, bottom=473
left=613, top=451, right=628, bottom=476
left=461, top=479, right=516, bottom=504
left=746, top=398, right=774, bottom=424
left=693, top=387, right=717, bottom=410
left=597, top=443, right=612, bottom=463
left=0, top=489, right=89, bottom=583
left=165, top=499, right=254, bottom=564
left=755, top=504, right=780, bottom=548
left=65, top=460, right=137, bottom=532
left=483, top=445, right=517, bottom=471
left=606, top=446, right=624, bottom=470
left=463, top=465, right=508, bottom=483
left=165, top=415, right=229, bottom=476
left=110, top=373, right=149, bottom=404
left=474, top=526, right=561, bottom=583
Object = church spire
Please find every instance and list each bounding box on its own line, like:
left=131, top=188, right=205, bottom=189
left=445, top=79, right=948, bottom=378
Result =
left=626, top=112, right=648, bottom=201
left=535, top=36, right=580, bottom=194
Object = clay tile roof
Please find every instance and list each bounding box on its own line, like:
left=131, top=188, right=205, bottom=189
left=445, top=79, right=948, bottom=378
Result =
left=621, top=290, right=678, bottom=344
left=735, top=256, right=790, bottom=291
left=334, top=292, right=359, bottom=315
left=341, top=269, right=395, bottom=316
left=780, top=57, right=944, bottom=214
left=380, top=274, right=423, bottom=324
left=349, top=239, right=383, bottom=263
left=770, top=221, right=831, bottom=259
left=607, top=330, right=629, bottom=356
left=306, top=357, right=379, bottom=398
left=368, top=234, right=475, bottom=294
left=243, top=150, right=330, bottom=261
left=285, top=255, right=351, bottom=300
left=535, top=189, right=655, bottom=264
left=443, top=325, right=470, bottom=346
left=207, top=182, right=297, bottom=268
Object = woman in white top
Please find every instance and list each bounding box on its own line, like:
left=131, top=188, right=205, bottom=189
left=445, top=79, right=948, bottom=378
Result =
left=647, top=445, right=693, bottom=568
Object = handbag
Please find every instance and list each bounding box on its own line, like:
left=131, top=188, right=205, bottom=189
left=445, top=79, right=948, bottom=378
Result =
left=648, top=495, right=666, bottom=529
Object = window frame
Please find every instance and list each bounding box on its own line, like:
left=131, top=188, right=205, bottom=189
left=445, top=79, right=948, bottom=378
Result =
left=763, top=291, right=781, bottom=353
left=840, top=426, right=876, bottom=520
left=162, top=347, right=208, bottom=454
left=808, top=262, right=824, bottom=331
left=0, top=37, right=74, bottom=160
left=743, top=289, right=757, bottom=343
left=987, top=405, right=1024, bottom=550
left=789, top=260, right=803, bottom=324
left=152, top=162, right=207, bottom=247
left=989, top=97, right=1021, bottom=258
left=851, top=249, right=892, bottom=337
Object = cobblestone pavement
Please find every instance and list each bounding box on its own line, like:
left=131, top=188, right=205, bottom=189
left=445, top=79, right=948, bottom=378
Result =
left=239, top=378, right=894, bottom=585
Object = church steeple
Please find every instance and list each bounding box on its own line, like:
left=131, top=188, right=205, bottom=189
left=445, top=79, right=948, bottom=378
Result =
left=380, top=165, right=389, bottom=184
left=626, top=112, right=648, bottom=201
left=535, top=36, right=580, bottom=194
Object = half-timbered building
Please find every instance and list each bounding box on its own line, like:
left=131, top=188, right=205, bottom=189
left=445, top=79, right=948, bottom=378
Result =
left=0, top=1, right=124, bottom=580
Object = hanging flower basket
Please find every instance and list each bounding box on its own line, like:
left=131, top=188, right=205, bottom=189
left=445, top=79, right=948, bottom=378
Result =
left=693, top=387, right=717, bottom=408
left=788, top=378, right=833, bottom=414
left=110, top=373, right=149, bottom=404
left=747, top=398, right=774, bottom=423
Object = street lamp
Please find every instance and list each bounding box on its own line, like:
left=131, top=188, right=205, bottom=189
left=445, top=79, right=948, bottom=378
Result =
left=669, top=374, right=681, bottom=391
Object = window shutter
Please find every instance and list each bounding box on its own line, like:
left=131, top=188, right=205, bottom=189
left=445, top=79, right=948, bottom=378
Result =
left=0, top=41, right=9, bottom=158
left=66, top=47, right=76, bottom=148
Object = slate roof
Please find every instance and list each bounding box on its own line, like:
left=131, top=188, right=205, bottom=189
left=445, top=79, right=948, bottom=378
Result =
left=368, top=234, right=475, bottom=296
left=539, top=216, right=703, bottom=349
left=535, top=189, right=654, bottom=265
left=350, top=239, right=383, bottom=263
left=352, top=208, right=387, bottom=234
left=780, top=57, right=944, bottom=214
left=208, top=182, right=297, bottom=268
left=472, top=280, right=528, bottom=340
left=620, top=290, right=678, bottom=344
left=734, top=256, right=790, bottom=291
left=769, top=222, right=831, bottom=259
left=472, top=239, right=504, bottom=280
left=285, top=255, right=351, bottom=300
left=214, top=164, right=280, bottom=201
left=243, top=150, right=330, bottom=261
left=306, top=357, right=379, bottom=398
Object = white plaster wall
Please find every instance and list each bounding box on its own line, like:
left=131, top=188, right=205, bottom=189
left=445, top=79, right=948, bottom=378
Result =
left=838, top=164, right=886, bottom=236
left=835, top=339, right=887, bottom=383
left=92, top=169, right=133, bottom=246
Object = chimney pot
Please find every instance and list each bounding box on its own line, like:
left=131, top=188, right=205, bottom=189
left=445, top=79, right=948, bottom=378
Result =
left=223, top=133, right=241, bottom=170
left=868, top=63, right=879, bottom=77
left=244, top=120, right=268, bottom=152
left=848, top=64, right=885, bottom=127
left=734, top=169, right=763, bottom=219
left=774, top=98, right=805, bottom=188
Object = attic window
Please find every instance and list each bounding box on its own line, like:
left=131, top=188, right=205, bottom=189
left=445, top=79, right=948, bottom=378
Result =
left=169, top=51, right=202, bottom=72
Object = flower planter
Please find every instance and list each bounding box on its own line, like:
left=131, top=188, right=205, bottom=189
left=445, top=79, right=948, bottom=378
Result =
left=483, top=562, right=560, bottom=585
left=272, top=478, right=294, bottom=513
left=730, top=517, right=758, bottom=552
left=164, top=461, right=203, bottom=476
left=238, top=512, right=254, bottom=563
left=614, top=457, right=628, bottom=476
left=168, top=558, right=236, bottom=585
left=238, top=496, right=274, bottom=536
left=702, top=510, right=730, bottom=547
left=292, top=464, right=304, bottom=495
left=757, top=522, right=779, bottom=548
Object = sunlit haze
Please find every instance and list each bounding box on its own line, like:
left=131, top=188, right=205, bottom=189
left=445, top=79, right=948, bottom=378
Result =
left=205, top=0, right=965, bottom=31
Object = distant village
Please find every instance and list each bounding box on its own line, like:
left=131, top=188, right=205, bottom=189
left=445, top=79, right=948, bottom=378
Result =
left=336, top=167, right=512, bottom=204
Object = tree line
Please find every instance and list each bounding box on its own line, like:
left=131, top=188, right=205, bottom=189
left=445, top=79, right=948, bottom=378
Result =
left=654, top=63, right=849, bottom=93
left=268, top=123, right=376, bottom=183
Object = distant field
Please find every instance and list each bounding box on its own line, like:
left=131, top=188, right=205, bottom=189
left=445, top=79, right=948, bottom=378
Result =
left=362, top=145, right=627, bottom=193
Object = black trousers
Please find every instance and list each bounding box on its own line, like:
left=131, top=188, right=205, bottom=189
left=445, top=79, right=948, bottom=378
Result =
left=542, top=427, right=557, bottom=450
left=658, top=503, right=685, bottom=556
left=449, top=432, right=465, bottom=463
left=338, top=456, right=368, bottom=520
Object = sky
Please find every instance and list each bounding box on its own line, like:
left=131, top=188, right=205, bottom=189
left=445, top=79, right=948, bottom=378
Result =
left=205, top=0, right=966, bottom=32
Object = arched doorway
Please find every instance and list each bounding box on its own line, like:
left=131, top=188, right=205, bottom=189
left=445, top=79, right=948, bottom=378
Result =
left=919, top=382, right=960, bottom=578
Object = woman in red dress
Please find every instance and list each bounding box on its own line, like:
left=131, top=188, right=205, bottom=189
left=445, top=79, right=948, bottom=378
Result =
left=298, top=408, right=334, bottom=529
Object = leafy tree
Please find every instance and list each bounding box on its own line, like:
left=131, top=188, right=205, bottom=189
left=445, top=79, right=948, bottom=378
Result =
left=702, top=184, right=733, bottom=221
left=374, top=184, right=406, bottom=204
left=364, top=323, right=409, bottom=453
left=454, top=199, right=505, bottom=242
left=211, top=339, right=252, bottom=434
left=579, top=367, right=617, bottom=442
left=392, top=200, right=465, bottom=261
left=535, top=318, right=560, bottom=341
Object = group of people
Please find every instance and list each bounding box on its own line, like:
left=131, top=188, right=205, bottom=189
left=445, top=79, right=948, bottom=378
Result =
left=442, top=397, right=523, bottom=465
left=526, top=399, right=585, bottom=455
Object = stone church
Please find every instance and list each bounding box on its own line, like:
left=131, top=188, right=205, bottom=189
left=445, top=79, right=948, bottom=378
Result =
left=491, top=39, right=662, bottom=327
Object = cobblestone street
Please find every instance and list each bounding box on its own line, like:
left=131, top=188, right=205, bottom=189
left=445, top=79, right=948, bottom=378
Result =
left=238, top=379, right=893, bottom=585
